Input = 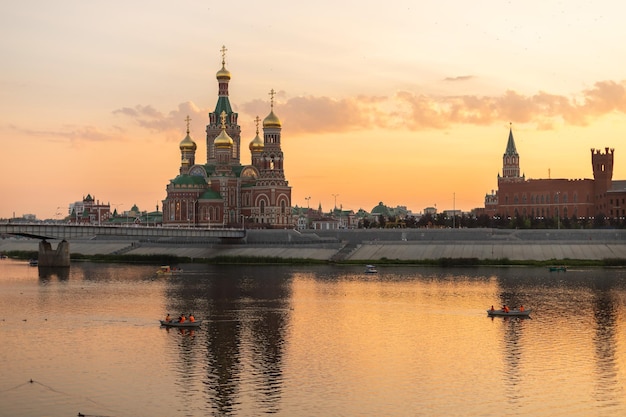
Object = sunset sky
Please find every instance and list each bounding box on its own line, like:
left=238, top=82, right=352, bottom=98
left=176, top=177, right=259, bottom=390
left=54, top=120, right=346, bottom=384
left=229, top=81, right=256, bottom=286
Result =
left=3, top=1, right=626, bottom=220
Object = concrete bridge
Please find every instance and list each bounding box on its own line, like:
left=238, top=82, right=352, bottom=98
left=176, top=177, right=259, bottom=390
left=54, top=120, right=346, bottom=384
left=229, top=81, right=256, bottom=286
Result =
left=0, top=223, right=246, bottom=266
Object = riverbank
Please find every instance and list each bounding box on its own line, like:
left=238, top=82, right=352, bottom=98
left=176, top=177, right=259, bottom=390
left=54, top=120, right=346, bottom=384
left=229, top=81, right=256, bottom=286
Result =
left=2, top=228, right=626, bottom=265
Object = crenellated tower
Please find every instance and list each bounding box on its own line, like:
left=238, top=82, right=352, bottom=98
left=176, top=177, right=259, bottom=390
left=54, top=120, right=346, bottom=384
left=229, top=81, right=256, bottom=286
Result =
left=591, top=147, right=614, bottom=213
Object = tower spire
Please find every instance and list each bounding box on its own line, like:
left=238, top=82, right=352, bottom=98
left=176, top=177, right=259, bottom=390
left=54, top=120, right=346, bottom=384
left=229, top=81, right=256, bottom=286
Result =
left=500, top=123, right=521, bottom=182
left=505, top=122, right=518, bottom=156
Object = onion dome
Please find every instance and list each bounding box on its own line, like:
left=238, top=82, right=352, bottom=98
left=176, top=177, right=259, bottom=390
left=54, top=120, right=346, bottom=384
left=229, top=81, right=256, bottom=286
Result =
left=215, top=110, right=233, bottom=148
left=249, top=115, right=264, bottom=151
left=180, top=115, right=197, bottom=150
left=214, top=128, right=234, bottom=148
left=216, top=64, right=231, bottom=81
left=249, top=133, right=264, bottom=151
left=263, top=89, right=281, bottom=128
left=263, top=110, right=281, bottom=128
left=179, top=133, right=197, bottom=151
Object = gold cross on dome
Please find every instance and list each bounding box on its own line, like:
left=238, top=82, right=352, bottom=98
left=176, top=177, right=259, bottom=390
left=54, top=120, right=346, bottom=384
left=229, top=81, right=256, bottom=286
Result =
left=254, top=116, right=261, bottom=134
left=220, top=111, right=227, bottom=128
left=185, top=115, right=191, bottom=134
left=220, top=45, right=227, bottom=64
left=268, top=89, right=276, bottom=109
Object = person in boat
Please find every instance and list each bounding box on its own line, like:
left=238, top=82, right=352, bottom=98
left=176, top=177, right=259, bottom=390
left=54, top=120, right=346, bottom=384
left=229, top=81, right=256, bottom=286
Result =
left=503, top=305, right=510, bottom=313
left=165, top=313, right=171, bottom=323
left=490, top=305, right=495, bottom=312
left=178, top=314, right=186, bottom=323
left=519, top=305, right=525, bottom=312
left=189, top=314, right=195, bottom=323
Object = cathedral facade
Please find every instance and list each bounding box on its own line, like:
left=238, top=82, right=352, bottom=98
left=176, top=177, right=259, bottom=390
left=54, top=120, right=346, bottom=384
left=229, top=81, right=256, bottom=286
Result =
left=483, top=127, right=626, bottom=222
left=162, top=48, right=292, bottom=228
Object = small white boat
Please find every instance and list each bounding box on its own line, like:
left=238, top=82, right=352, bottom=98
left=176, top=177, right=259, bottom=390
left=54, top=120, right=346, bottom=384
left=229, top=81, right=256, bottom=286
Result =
left=364, top=264, right=378, bottom=274
left=487, top=308, right=531, bottom=317
left=160, top=319, right=202, bottom=328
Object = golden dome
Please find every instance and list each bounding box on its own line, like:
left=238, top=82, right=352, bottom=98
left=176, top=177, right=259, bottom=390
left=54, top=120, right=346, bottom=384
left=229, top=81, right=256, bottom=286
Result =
left=249, top=133, right=264, bottom=151
left=179, top=133, right=197, bottom=151
left=214, top=129, right=234, bottom=148
left=216, top=64, right=231, bottom=80
left=263, top=110, right=282, bottom=128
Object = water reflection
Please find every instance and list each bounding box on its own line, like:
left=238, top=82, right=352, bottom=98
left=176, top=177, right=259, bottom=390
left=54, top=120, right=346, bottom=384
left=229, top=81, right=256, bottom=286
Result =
left=38, top=266, right=69, bottom=281
left=2, top=262, right=626, bottom=416
left=163, top=265, right=292, bottom=415
left=591, top=278, right=621, bottom=408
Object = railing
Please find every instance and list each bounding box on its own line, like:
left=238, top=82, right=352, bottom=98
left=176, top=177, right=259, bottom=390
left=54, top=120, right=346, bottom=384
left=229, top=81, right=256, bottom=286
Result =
left=0, top=223, right=246, bottom=240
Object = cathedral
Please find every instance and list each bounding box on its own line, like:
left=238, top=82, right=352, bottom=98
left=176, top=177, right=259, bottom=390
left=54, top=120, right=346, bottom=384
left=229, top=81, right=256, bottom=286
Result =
left=483, top=126, right=626, bottom=222
left=162, top=48, right=292, bottom=228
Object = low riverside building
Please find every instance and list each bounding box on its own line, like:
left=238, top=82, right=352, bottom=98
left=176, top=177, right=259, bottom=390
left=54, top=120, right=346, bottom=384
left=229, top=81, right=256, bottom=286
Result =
left=482, top=127, right=626, bottom=223
left=68, top=194, right=111, bottom=225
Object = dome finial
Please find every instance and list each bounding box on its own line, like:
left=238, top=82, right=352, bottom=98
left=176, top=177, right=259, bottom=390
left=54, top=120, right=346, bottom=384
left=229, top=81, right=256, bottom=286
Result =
left=220, top=110, right=227, bottom=130
left=185, top=115, right=191, bottom=136
left=269, top=88, right=276, bottom=111
left=220, top=45, right=228, bottom=67
left=255, top=115, right=261, bottom=136
left=216, top=45, right=231, bottom=80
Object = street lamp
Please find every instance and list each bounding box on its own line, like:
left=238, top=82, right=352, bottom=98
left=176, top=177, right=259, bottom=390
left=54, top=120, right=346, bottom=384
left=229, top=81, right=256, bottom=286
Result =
left=452, top=192, right=455, bottom=229
left=556, top=192, right=560, bottom=230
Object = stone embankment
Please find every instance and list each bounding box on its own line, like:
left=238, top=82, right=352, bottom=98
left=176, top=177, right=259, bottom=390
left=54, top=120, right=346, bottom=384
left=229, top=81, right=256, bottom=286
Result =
left=2, top=228, right=626, bottom=262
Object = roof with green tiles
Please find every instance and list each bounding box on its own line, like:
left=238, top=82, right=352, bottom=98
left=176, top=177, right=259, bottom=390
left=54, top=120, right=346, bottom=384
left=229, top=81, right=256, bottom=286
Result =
left=170, top=175, right=208, bottom=186
left=199, top=189, right=222, bottom=200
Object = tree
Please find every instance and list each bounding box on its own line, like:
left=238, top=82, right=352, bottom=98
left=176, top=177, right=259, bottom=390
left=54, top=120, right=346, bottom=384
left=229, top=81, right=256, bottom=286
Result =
left=593, top=214, right=607, bottom=228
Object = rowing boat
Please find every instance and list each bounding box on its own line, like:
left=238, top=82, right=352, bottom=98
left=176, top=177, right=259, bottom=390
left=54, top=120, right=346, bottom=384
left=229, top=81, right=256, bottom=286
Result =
left=159, top=320, right=202, bottom=328
left=156, top=265, right=183, bottom=275
left=487, top=309, right=531, bottom=317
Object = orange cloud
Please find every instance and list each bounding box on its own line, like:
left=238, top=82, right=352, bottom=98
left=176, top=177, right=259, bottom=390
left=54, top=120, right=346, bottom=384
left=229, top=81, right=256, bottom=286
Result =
left=5, top=123, right=119, bottom=145
left=113, top=102, right=206, bottom=136
left=104, top=78, right=626, bottom=140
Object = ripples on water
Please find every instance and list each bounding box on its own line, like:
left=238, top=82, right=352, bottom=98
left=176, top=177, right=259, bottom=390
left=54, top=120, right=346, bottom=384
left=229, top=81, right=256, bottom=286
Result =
left=0, top=260, right=625, bottom=416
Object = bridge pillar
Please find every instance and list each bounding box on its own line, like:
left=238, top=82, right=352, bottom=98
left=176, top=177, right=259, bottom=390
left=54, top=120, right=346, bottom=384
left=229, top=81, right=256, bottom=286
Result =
left=39, top=240, right=70, bottom=267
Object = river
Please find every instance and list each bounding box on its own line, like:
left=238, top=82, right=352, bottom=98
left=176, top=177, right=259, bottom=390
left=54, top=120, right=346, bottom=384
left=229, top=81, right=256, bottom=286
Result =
left=0, top=259, right=625, bottom=416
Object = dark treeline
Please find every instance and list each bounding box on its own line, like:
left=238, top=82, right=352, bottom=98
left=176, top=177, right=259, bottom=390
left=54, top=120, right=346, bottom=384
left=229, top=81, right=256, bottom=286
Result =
left=359, top=213, right=626, bottom=229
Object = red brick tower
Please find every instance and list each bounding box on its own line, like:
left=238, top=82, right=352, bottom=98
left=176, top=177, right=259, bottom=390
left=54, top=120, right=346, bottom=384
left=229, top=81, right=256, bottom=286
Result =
left=499, top=125, right=524, bottom=184
left=591, top=147, right=614, bottom=214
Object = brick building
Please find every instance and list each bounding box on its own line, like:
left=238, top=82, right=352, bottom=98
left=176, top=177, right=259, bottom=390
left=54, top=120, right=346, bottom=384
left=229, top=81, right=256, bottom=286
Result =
left=162, top=47, right=292, bottom=228
left=483, top=127, right=626, bottom=222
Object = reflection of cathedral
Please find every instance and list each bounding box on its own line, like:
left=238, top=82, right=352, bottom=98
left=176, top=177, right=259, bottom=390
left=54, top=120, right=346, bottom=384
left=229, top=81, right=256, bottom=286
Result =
left=162, top=47, right=292, bottom=228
